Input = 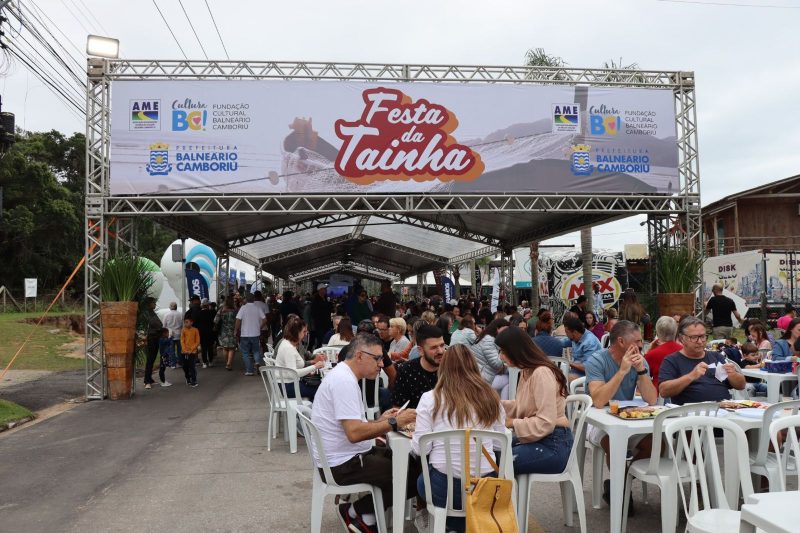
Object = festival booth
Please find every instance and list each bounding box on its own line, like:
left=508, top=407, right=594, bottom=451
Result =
left=84, top=60, right=701, bottom=401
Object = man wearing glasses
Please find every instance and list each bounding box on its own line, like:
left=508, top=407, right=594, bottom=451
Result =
left=658, top=316, right=746, bottom=405
left=311, top=333, right=417, bottom=533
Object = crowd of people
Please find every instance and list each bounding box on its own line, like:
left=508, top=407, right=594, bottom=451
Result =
left=140, top=282, right=800, bottom=533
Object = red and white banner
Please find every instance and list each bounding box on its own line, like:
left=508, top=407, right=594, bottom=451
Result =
left=110, top=80, right=679, bottom=195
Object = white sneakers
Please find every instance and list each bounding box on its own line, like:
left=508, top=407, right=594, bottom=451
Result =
left=202, top=364, right=208, bottom=368
left=144, top=383, right=152, bottom=389
left=413, top=509, right=430, bottom=533
left=160, top=381, right=172, bottom=387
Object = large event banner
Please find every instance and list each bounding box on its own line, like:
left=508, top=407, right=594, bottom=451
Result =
left=110, top=80, right=679, bottom=195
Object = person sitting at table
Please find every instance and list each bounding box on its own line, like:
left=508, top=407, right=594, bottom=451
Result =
left=411, top=343, right=507, bottom=533
left=772, top=317, right=800, bottom=361
left=658, top=316, right=746, bottom=405
left=392, top=325, right=446, bottom=409
left=585, top=320, right=659, bottom=509
left=469, top=318, right=509, bottom=395
left=737, top=342, right=769, bottom=396
left=388, top=317, right=411, bottom=356
left=749, top=323, right=773, bottom=352
left=495, top=327, right=573, bottom=476
left=274, top=317, right=326, bottom=401
left=561, top=314, right=603, bottom=380
left=643, top=316, right=683, bottom=388
left=327, top=316, right=355, bottom=347
left=407, top=319, right=428, bottom=361
left=449, top=315, right=477, bottom=346
left=310, top=333, right=418, bottom=533
left=531, top=311, right=564, bottom=358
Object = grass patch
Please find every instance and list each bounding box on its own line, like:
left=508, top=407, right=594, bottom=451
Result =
left=0, top=312, right=84, bottom=371
left=0, top=399, right=34, bottom=426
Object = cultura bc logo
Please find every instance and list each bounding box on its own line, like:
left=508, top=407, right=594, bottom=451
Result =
left=569, top=144, right=593, bottom=176
left=146, top=143, right=172, bottom=176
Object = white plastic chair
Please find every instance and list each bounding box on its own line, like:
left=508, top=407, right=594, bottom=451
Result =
left=516, top=394, right=591, bottom=533
left=312, top=345, right=342, bottom=364
left=569, top=376, right=605, bottom=509
left=600, top=332, right=610, bottom=348
left=621, top=402, right=720, bottom=533
left=361, top=370, right=388, bottom=421
left=507, top=367, right=521, bottom=401
left=769, top=413, right=800, bottom=492
left=260, top=365, right=311, bottom=454
left=295, top=405, right=387, bottom=533
left=749, top=399, right=800, bottom=490
left=550, top=356, right=571, bottom=381
left=664, top=416, right=754, bottom=533
left=418, top=428, right=514, bottom=533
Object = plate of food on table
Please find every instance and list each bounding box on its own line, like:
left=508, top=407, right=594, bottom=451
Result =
left=608, top=405, right=668, bottom=419
left=719, top=399, right=768, bottom=411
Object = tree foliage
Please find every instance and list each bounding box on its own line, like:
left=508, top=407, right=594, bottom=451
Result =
left=0, top=130, right=175, bottom=296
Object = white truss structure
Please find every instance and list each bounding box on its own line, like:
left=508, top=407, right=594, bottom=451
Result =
left=84, top=59, right=702, bottom=399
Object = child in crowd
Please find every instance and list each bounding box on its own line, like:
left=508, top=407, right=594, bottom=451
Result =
left=738, top=342, right=768, bottom=396
left=180, top=317, right=201, bottom=387
left=157, top=328, right=173, bottom=387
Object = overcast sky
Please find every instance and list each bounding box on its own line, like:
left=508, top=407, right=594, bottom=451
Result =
left=2, top=0, right=799, bottom=253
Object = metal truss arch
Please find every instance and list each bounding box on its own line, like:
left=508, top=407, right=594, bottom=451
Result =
left=86, top=59, right=701, bottom=400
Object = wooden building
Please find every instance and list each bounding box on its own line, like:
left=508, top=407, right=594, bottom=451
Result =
left=702, top=174, right=800, bottom=257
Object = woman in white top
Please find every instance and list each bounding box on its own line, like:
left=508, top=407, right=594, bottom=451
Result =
left=275, top=317, right=325, bottom=401
left=412, top=344, right=506, bottom=533
left=327, top=317, right=355, bottom=347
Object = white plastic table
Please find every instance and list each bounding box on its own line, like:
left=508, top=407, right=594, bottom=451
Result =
left=584, top=407, right=765, bottom=533
left=740, top=368, right=798, bottom=403
left=739, top=492, right=798, bottom=533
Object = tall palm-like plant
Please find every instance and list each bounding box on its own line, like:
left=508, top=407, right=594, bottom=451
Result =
left=98, top=255, right=154, bottom=302
left=657, top=246, right=702, bottom=294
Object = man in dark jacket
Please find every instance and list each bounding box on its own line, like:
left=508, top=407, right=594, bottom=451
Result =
left=374, top=280, right=397, bottom=317
left=195, top=298, right=216, bottom=367
left=310, top=286, right=333, bottom=349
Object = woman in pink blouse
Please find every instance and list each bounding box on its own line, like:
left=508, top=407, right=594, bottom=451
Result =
left=495, top=326, right=573, bottom=475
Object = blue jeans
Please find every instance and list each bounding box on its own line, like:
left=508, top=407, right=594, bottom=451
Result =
left=239, top=336, right=262, bottom=373
left=417, top=467, right=497, bottom=533
left=511, top=426, right=573, bottom=475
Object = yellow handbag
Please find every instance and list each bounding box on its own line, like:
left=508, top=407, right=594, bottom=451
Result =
left=463, top=429, right=519, bottom=533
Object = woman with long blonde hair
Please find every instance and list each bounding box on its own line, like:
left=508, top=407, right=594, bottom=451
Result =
left=411, top=344, right=505, bottom=533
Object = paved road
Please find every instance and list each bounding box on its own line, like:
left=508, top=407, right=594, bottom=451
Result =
left=0, top=359, right=666, bottom=532
left=0, top=370, right=84, bottom=411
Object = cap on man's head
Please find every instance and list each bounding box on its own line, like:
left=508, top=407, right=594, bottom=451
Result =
left=201, top=298, right=210, bottom=306
left=190, top=295, right=200, bottom=302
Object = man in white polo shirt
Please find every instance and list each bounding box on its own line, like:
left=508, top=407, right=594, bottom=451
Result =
left=312, top=333, right=416, bottom=533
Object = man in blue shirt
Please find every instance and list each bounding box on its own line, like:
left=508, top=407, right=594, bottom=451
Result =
left=585, top=320, right=658, bottom=510
left=658, top=316, right=745, bottom=405
left=561, top=315, right=602, bottom=378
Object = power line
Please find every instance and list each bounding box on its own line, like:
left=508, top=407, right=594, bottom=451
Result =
left=66, top=0, right=100, bottom=34
left=204, top=0, right=229, bottom=60
left=24, top=1, right=85, bottom=70
left=151, top=0, right=188, bottom=59
left=655, top=0, right=800, bottom=8
left=177, top=0, right=208, bottom=59
left=74, top=0, right=111, bottom=35
left=58, top=0, right=91, bottom=34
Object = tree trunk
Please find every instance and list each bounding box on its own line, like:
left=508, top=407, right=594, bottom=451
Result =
left=452, top=265, right=461, bottom=298
left=433, top=267, right=446, bottom=300
left=581, top=228, right=593, bottom=298
left=529, top=242, right=540, bottom=309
